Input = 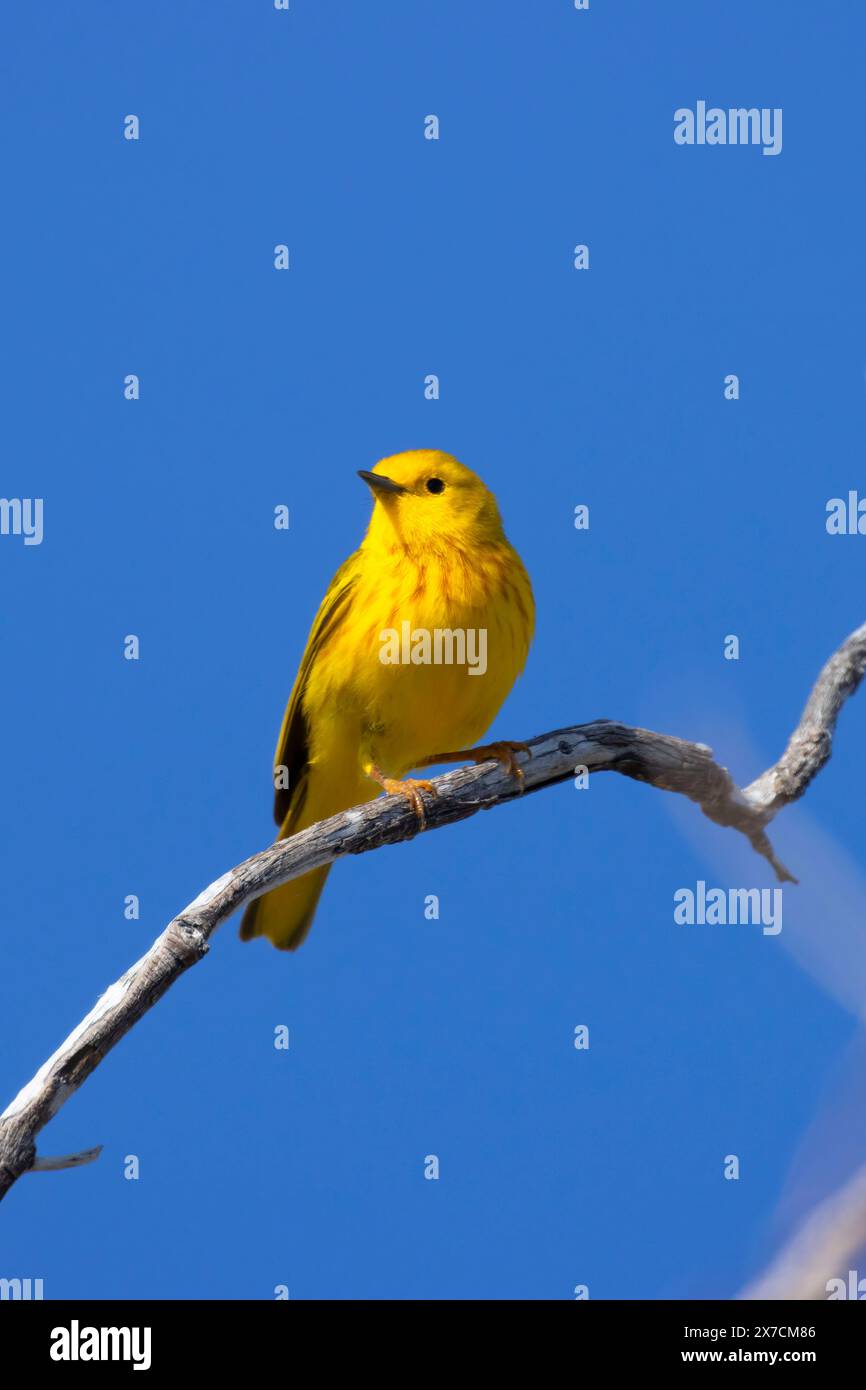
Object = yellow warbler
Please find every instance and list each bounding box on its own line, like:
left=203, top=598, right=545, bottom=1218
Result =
left=240, top=449, right=535, bottom=950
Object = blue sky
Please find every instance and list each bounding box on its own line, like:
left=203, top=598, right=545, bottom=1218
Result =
left=2, top=1, right=866, bottom=1299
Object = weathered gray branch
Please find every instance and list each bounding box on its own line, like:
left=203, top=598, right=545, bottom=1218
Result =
left=28, top=1145, right=103, bottom=1174
left=2, top=620, right=865, bottom=1209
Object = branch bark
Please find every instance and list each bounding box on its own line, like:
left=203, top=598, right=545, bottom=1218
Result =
left=2, top=621, right=865, bottom=1211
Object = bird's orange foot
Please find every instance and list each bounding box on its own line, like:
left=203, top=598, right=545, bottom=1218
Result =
left=368, top=766, right=438, bottom=828
left=417, top=740, right=531, bottom=787
left=468, top=740, right=531, bottom=785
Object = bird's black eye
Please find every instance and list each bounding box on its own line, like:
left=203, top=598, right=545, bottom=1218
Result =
left=426, top=477, right=445, bottom=494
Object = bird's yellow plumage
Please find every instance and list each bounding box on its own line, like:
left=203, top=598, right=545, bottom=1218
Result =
left=240, top=450, right=535, bottom=950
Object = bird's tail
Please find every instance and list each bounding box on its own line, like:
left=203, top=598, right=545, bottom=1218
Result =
left=239, top=766, right=362, bottom=950
left=239, top=860, right=331, bottom=952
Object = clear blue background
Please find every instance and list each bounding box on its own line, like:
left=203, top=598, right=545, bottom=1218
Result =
left=2, top=0, right=866, bottom=1300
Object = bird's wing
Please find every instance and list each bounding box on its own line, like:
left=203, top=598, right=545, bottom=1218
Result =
left=272, top=551, right=361, bottom=826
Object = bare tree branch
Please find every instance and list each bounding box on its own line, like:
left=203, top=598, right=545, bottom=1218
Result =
left=2, top=620, right=865, bottom=1207
left=28, top=1145, right=103, bottom=1174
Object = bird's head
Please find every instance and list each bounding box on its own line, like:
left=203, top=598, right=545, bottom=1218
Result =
left=359, top=450, right=505, bottom=554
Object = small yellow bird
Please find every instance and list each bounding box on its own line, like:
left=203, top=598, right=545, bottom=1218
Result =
left=240, top=449, right=535, bottom=950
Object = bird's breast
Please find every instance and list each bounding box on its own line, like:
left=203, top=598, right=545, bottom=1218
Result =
left=306, top=546, right=533, bottom=772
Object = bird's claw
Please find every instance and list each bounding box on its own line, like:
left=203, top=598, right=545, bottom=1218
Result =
left=471, top=740, right=531, bottom=787
left=381, top=776, right=438, bottom=828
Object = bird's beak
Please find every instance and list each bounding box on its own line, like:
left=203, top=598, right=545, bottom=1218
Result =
left=358, top=469, right=407, bottom=497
